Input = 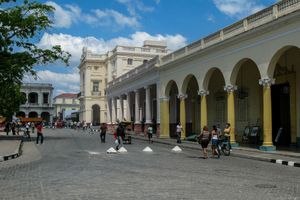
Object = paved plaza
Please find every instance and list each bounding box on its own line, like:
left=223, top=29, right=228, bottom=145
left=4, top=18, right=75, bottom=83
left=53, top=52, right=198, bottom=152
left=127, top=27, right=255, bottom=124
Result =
left=0, top=128, right=299, bottom=200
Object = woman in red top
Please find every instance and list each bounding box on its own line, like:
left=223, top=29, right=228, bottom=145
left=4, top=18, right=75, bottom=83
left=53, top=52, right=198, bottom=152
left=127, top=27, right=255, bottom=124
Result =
left=36, top=122, right=44, bottom=145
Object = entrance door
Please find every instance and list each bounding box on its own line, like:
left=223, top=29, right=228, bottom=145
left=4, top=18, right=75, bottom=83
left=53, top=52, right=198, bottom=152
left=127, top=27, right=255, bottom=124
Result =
left=271, top=83, right=291, bottom=146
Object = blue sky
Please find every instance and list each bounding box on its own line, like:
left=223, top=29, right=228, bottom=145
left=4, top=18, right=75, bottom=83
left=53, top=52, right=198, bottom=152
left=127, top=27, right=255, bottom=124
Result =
left=24, top=0, right=277, bottom=96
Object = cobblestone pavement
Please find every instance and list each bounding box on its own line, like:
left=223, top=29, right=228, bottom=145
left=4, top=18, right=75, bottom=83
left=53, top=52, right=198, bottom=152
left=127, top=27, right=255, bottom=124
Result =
left=0, top=128, right=299, bottom=200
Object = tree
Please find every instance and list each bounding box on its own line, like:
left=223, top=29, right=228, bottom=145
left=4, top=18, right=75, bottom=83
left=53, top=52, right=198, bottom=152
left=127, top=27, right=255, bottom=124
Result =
left=0, top=0, right=71, bottom=119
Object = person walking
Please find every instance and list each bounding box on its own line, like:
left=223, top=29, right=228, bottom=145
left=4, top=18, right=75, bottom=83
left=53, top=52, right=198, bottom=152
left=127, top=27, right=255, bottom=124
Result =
left=224, top=123, right=232, bottom=151
left=36, top=122, right=44, bottom=145
left=11, top=122, right=16, bottom=135
left=115, top=123, right=124, bottom=150
left=5, top=122, right=10, bottom=136
left=25, top=122, right=31, bottom=141
left=176, top=122, right=183, bottom=144
left=31, top=122, right=35, bottom=134
left=211, top=125, right=219, bottom=158
left=199, top=126, right=211, bottom=159
left=147, top=124, right=154, bottom=144
left=100, top=123, right=107, bottom=143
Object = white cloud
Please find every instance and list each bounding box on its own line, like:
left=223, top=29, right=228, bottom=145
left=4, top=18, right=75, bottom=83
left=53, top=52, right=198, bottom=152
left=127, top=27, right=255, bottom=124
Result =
left=93, top=9, right=139, bottom=28
left=213, top=0, right=266, bottom=18
left=207, top=14, right=215, bottom=22
left=37, top=31, right=187, bottom=65
left=35, top=31, right=187, bottom=94
left=46, top=1, right=139, bottom=29
left=46, top=1, right=73, bottom=28
left=116, top=0, right=155, bottom=16
left=154, top=0, right=160, bottom=4
left=24, top=69, right=80, bottom=96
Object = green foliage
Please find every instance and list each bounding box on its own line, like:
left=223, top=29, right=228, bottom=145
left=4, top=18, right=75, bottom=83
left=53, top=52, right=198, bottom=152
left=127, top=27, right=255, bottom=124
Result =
left=0, top=0, right=71, bottom=118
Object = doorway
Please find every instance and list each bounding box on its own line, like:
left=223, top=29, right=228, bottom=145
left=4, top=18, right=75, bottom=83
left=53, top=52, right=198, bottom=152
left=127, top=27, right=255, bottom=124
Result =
left=271, top=83, right=291, bottom=146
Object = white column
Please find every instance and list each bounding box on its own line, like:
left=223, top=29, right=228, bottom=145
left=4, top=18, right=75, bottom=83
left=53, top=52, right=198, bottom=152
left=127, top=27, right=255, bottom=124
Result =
left=126, top=92, right=131, bottom=121
left=38, top=92, right=42, bottom=105
left=119, top=96, right=124, bottom=121
left=145, top=86, right=152, bottom=124
left=135, top=90, right=140, bottom=124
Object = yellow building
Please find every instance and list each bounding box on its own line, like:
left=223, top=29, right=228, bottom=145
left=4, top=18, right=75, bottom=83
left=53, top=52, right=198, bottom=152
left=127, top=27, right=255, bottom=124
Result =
left=106, top=0, right=300, bottom=150
left=53, top=93, right=80, bottom=120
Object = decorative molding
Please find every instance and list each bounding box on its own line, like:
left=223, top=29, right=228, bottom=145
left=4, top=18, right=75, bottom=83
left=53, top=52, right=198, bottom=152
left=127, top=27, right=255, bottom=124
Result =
left=198, top=90, right=210, bottom=96
left=259, top=77, right=275, bottom=87
left=177, top=94, right=188, bottom=100
left=224, top=85, right=238, bottom=93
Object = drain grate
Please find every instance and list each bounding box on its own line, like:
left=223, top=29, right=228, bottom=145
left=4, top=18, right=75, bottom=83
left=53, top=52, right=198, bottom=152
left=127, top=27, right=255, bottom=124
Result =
left=255, top=184, right=277, bottom=189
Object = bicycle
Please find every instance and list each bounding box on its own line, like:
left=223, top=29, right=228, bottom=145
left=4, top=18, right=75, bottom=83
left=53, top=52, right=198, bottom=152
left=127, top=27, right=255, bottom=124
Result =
left=217, top=136, right=230, bottom=156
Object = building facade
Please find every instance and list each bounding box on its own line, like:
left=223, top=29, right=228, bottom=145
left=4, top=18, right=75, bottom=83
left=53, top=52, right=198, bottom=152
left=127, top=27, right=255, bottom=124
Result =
left=78, top=40, right=168, bottom=125
left=18, top=83, right=54, bottom=123
left=53, top=93, right=80, bottom=120
left=106, top=0, right=300, bottom=150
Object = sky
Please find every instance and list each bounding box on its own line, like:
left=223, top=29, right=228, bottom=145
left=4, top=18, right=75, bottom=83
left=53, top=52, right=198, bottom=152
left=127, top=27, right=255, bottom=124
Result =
left=23, top=0, right=278, bottom=96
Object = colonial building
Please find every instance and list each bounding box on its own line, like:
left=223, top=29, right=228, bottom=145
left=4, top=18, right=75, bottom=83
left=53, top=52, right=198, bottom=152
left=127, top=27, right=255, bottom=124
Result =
left=53, top=93, right=80, bottom=120
left=106, top=0, right=300, bottom=150
left=78, top=40, right=168, bottom=125
left=17, top=83, right=54, bottom=123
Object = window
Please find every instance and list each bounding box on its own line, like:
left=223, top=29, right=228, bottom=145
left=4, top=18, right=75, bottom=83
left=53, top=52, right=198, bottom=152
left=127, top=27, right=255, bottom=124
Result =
left=127, top=58, right=133, bottom=65
left=63, top=98, right=65, bottom=103
left=43, top=93, right=49, bottom=104
left=92, top=81, right=99, bottom=92
left=72, top=99, right=76, bottom=104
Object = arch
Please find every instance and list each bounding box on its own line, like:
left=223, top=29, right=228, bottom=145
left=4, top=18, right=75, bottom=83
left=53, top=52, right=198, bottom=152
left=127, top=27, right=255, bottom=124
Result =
left=41, top=112, right=50, bottom=122
left=16, top=111, right=25, bottom=118
left=28, top=92, right=38, bottom=104
left=28, top=111, right=38, bottom=118
left=166, top=80, right=180, bottom=138
left=92, top=104, right=100, bottom=125
left=230, top=58, right=262, bottom=85
left=202, top=67, right=225, bottom=90
left=181, top=74, right=199, bottom=94
left=268, top=46, right=300, bottom=146
left=233, top=58, right=262, bottom=143
left=184, top=75, right=200, bottom=136
left=165, top=80, right=179, bottom=96
left=206, top=68, right=227, bottom=129
left=268, top=45, right=300, bottom=78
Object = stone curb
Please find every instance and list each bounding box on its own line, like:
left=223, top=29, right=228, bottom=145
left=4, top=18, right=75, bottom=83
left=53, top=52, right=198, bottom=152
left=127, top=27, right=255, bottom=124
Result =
left=270, top=159, right=300, bottom=168
left=0, top=140, right=23, bottom=162
left=131, top=135, right=300, bottom=168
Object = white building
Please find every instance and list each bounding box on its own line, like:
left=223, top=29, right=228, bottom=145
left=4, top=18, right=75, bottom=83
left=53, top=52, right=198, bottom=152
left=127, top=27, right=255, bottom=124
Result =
left=78, top=40, right=169, bottom=125
left=18, top=83, right=54, bottom=123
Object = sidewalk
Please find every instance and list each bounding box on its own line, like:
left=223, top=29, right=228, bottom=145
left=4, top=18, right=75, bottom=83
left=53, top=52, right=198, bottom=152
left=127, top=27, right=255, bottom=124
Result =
left=130, top=133, right=300, bottom=168
left=0, top=140, right=23, bottom=162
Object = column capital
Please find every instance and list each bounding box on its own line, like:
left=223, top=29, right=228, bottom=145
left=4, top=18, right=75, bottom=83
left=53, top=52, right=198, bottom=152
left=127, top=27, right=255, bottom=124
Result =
left=198, top=90, right=209, bottom=96
left=144, top=85, right=150, bottom=90
left=224, top=85, right=237, bottom=93
left=177, top=94, right=188, bottom=100
left=134, top=89, right=139, bottom=93
left=259, top=77, right=275, bottom=87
